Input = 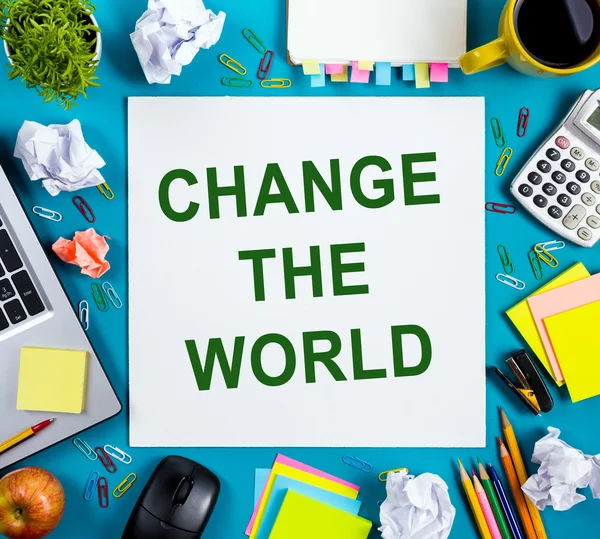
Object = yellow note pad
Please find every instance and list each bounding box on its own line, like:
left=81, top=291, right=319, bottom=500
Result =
left=269, top=490, right=372, bottom=539
left=331, top=66, right=348, bottom=82
left=302, top=60, right=321, bottom=75
left=250, top=462, right=358, bottom=538
left=415, top=63, right=430, bottom=88
left=545, top=301, right=600, bottom=402
left=17, top=347, right=89, bottom=414
left=358, top=60, right=374, bottom=71
left=506, top=262, right=589, bottom=386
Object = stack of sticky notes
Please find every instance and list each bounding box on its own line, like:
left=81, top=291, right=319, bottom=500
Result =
left=506, top=262, right=600, bottom=402
left=17, top=347, right=89, bottom=413
left=247, top=454, right=371, bottom=539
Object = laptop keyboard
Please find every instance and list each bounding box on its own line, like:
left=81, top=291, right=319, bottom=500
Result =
left=0, top=216, right=45, bottom=332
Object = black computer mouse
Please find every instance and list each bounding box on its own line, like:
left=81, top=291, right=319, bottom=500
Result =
left=122, top=456, right=220, bottom=539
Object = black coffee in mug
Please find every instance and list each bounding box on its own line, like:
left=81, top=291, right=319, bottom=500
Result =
left=515, top=0, right=600, bottom=68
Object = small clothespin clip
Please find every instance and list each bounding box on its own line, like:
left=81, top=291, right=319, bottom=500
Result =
left=492, top=350, right=553, bottom=415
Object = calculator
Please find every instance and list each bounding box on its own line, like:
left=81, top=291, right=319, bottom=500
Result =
left=511, top=89, right=600, bottom=248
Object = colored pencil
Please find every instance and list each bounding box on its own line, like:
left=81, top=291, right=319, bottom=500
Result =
left=473, top=472, right=503, bottom=539
left=0, top=418, right=55, bottom=455
left=501, top=409, right=548, bottom=539
left=479, top=461, right=513, bottom=539
left=458, top=459, right=492, bottom=539
left=498, top=438, right=537, bottom=539
left=488, top=463, right=525, bottom=539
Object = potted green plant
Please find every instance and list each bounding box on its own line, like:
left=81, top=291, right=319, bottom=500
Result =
left=0, top=0, right=101, bottom=110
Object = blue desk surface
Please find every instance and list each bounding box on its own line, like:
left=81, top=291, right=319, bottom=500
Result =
left=1, top=0, right=600, bottom=537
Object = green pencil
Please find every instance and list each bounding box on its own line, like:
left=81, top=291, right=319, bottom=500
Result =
left=478, top=461, right=512, bottom=539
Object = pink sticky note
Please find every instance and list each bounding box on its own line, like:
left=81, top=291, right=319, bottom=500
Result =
left=350, top=61, right=370, bottom=83
left=245, top=454, right=359, bottom=535
left=527, top=273, right=600, bottom=382
left=430, top=63, right=449, bottom=83
left=325, top=64, right=344, bottom=75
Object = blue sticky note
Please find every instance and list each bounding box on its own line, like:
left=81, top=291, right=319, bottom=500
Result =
left=255, top=476, right=362, bottom=539
left=376, top=62, right=392, bottom=86
left=311, top=64, right=326, bottom=87
left=403, top=64, right=415, bottom=81
left=254, top=469, right=271, bottom=506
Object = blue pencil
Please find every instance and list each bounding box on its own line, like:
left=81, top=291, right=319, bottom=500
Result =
left=488, top=463, right=524, bottom=539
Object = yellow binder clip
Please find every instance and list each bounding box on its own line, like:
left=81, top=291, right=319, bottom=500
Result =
left=219, top=54, right=247, bottom=76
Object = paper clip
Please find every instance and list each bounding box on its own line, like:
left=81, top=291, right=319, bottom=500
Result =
left=497, top=245, right=514, bottom=274
left=72, top=196, right=95, bottom=223
left=261, top=78, right=292, bottom=89
left=113, top=473, right=137, bottom=498
left=242, top=28, right=267, bottom=54
left=485, top=202, right=517, bottom=215
left=528, top=250, right=544, bottom=281
left=496, top=273, right=526, bottom=290
left=84, top=471, right=99, bottom=501
left=92, top=282, right=109, bottom=312
left=219, top=54, right=246, bottom=75
left=342, top=455, right=373, bottom=473
left=73, top=437, right=97, bottom=460
left=78, top=300, right=89, bottom=331
left=104, top=445, right=132, bottom=464
left=257, top=50, right=274, bottom=80
left=32, top=206, right=62, bottom=222
left=537, top=240, right=565, bottom=252
left=102, top=282, right=123, bottom=309
left=97, top=182, right=115, bottom=200
left=495, top=147, right=513, bottom=177
left=491, top=117, right=506, bottom=148
left=98, top=477, right=109, bottom=508
left=534, top=244, right=559, bottom=268
left=221, top=77, right=252, bottom=87
left=378, top=468, right=408, bottom=482
left=95, top=446, right=117, bottom=473
left=517, top=107, right=530, bottom=138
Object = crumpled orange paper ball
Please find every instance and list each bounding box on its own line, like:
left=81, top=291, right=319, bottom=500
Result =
left=52, top=228, right=111, bottom=279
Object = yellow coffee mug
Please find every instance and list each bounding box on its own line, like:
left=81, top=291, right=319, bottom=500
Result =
left=460, top=0, right=600, bottom=77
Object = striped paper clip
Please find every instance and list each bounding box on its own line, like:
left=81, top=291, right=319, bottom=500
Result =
left=261, top=78, right=292, bottom=89
left=32, top=206, right=62, bottom=222
left=219, top=54, right=246, bottom=75
left=92, top=282, right=109, bottom=312
left=342, top=455, right=372, bottom=473
left=257, top=50, right=274, bottom=80
left=97, top=183, right=115, bottom=200
left=528, top=250, right=544, bottom=281
left=517, top=108, right=530, bottom=138
left=102, top=282, right=123, bottom=309
left=378, top=468, right=409, bottom=482
left=73, top=196, right=95, bottom=223
left=221, top=77, right=252, bottom=87
left=534, top=244, right=559, bottom=268
left=537, top=240, right=565, bottom=252
left=104, top=445, right=132, bottom=464
left=485, top=202, right=517, bottom=214
left=78, top=300, right=89, bottom=331
left=242, top=28, right=267, bottom=54
left=73, top=438, right=97, bottom=460
left=84, top=471, right=99, bottom=501
left=491, top=117, right=506, bottom=148
left=98, top=477, right=109, bottom=508
left=495, top=148, right=513, bottom=177
left=496, top=273, right=526, bottom=290
left=497, top=245, right=514, bottom=274
left=96, top=446, right=117, bottom=473
left=113, top=473, right=137, bottom=498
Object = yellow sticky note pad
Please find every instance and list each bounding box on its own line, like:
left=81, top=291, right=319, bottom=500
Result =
left=269, top=490, right=372, bottom=539
left=415, top=63, right=430, bottom=88
left=506, top=262, right=589, bottom=386
left=302, top=60, right=321, bottom=75
left=17, top=347, right=89, bottom=414
left=545, top=301, right=600, bottom=403
left=331, top=66, right=348, bottom=82
left=357, top=61, right=374, bottom=71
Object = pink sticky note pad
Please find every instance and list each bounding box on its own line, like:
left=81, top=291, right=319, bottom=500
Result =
left=430, top=63, right=449, bottom=82
left=527, top=273, right=600, bottom=382
left=245, top=454, right=359, bottom=535
left=350, top=61, right=370, bottom=83
left=326, top=64, right=344, bottom=75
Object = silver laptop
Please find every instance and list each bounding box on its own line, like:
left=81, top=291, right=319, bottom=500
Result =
left=0, top=165, right=121, bottom=470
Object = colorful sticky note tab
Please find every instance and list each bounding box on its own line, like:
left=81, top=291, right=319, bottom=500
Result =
left=402, top=64, right=415, bottom=81
left=302, top=60, right=321, bottom=75
left=375, top=62, right=392, bottom=86
left=430, top=62, right=449, bottom=83
left=350, top=61, right=370, bottom=84
left=415, top=63, right=430, bottom=88
left=254, top=469, right=271, bottom=506
left=311, top=64, right=326, bottom=87
left=325, top=64, right=344, bottom=75
left=358, top=60, right=374, bottom=71
left=331, top=66, right=348, bottom=83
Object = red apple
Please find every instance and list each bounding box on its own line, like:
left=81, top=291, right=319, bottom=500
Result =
left=0, top=467, right=65, bottom=539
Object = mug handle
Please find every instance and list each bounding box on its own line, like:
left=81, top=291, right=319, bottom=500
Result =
left=459, top=37, right=510, bottom=74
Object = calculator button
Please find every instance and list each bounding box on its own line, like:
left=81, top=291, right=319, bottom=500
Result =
left=552, top=171, right=567, bottom=184
left=555, top=136, right=570, bottom=149
left=587, top=215, right=600, bottom=229
left=548, top=206, right=563, bottom=219
left=563, top=204, right=586, bottom=229
left=542, top=183, right=557, bottom=196
left=578, top=227, right=593, bottom=241
left=582, top=193, right=596, bottom=206
left=576, top=170, right=591, bottom=183
left=528, top=172, right=543, bottom=185
left=585, top=158, right=600, bottom=171
left=534, top=195, right=548, bottom=208
left=561, top=159, right=576, bottom=172
left=571, top=147, right=585, bottom=160
left=591, top=180, right=600, bottom=194
left=518, top=184, right=534, bottom=197
left=557, top=194, right=572, bottom=207
left=598, top=205, right=600, bottom=215
left=546, top=148, right=561, bottom=161
left=537, top=160, right=552, bottom=173
left=567, top=182, right=581, bottom=195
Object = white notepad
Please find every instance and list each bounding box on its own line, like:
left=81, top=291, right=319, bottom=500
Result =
left=288, top=0, right=467, bottom=67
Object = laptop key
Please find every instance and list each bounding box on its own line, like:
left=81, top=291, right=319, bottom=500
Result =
left=0, top=309, right=8, bottom=331
left=0, top=230, right=23, bottom=272
left=4, top=299, right=27, bottom=324
left=0, top=262, right=4, bottom=278
left=12, top=271, right=44, bottom=315
left=0, top=278, right=16, bottom=302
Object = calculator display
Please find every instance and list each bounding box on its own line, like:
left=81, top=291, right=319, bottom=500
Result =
left=586, top=105, right=600, bottom=131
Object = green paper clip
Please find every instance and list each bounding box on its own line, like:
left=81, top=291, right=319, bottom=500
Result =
left=528, top=250, right=544, bottom=280
left=261, top=78, right=292, bottom=88
left=497, top=245, right=514, bottom=274
left=491, top=117, right=506, bottom=148
left=91, top=282, right=109, bottom=312
left=221, top=77, right=253, bottom=87
left=219, top=54, right=246, bottom=75
left=495, top=147, right=513, bottom=177
left=242, top=28, right=267, bottom=54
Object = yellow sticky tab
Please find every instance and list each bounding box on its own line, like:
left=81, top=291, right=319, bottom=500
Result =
left=331, top=65, right=349, bottom=82
left=302, top=60, right=321, bottom=75
left=17, top=347, right=89, bottom=414
left=269, top=490, right=372, bottom=539
left=415, top=63, right=430, bottom=88
left=358, top=61, right=374, bottom=71
left=506, top=262, right=589, bottom=386
left=545, top=301, right=600, bottom=403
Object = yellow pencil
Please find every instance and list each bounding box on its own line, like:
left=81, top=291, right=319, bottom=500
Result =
left=501, top=408, right=547, bottom=539
left=0, top=418, right=55, bottom=455
left=459, top=459, right=492, bottom=539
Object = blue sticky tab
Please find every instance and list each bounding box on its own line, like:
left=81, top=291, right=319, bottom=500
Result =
left=376, top=62, right=392, bottom=86
left=403, top=64, right=415, bottom=81
left=311, top=64, right=326, bottom=87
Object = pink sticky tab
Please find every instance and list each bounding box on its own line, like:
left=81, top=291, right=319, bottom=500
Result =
left=325, top=64, right=344, bottom=75
left=350, top=61, right=370, bottom=83
left=430, top=63, right=449, bottom=83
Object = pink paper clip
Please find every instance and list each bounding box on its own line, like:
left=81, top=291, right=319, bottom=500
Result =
left=257, top=50, right=274, bottom=81
left=517, top=108, right=530, bottom=138
left=73, top=196, right=96, bottom=223
left=485, top=202, right=517, bottom=214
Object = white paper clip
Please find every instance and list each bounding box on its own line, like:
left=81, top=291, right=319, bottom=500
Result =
left=496, top=273, right=526, bottom=290
left=32, top=206, right=62, bottom=222
left=102, top=282, right=123, bottom=309
left=537, top=240, right=565, bottom=252
left=104, top=445, right=132, bottom=464
left=78, top=300, right=89, bottom=331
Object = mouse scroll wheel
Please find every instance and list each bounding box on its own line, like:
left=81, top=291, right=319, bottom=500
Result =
left=173, top=477, right=194, bottom=506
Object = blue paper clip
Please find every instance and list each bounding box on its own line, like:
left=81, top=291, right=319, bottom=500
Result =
left=78, top=300, right=89, bottom=331
left=102, top=282, right=123, bottom=309
left=92, top=282, right=109, bottom=312
left=32, top=206, right=62, bottom=222
left=73, top=437, right=97, bottom=460
left=342, top=455, right=372, bottom=473
left=104, top=445, right=132, bottom=464
left=496, top=273, right=526, bottom=290
left=84, top=471, right=99, bottom=501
